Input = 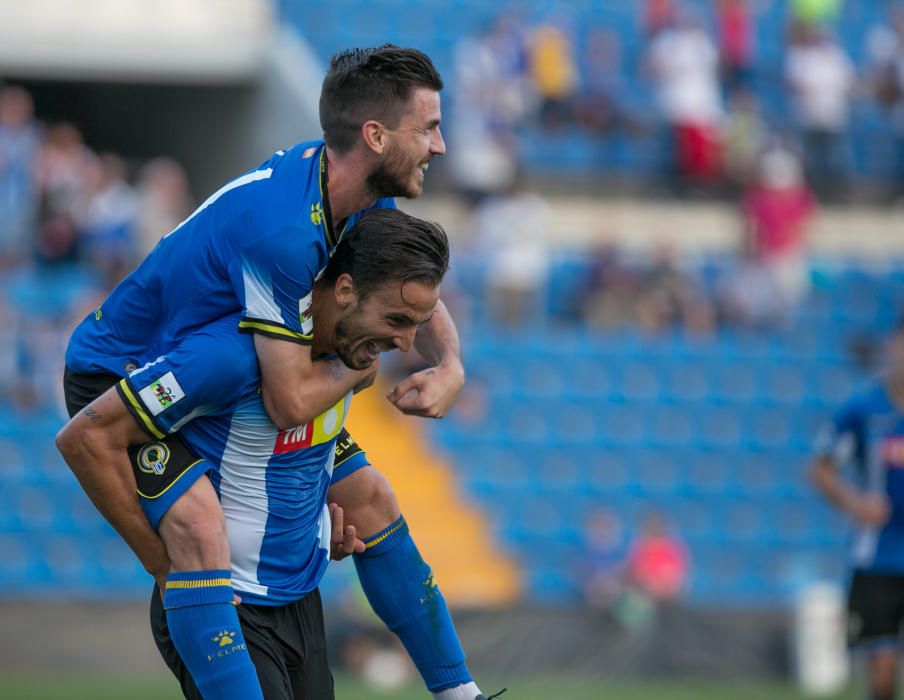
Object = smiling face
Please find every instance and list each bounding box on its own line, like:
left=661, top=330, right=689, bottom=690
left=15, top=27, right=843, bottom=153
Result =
left=330, top=277, right=440, bottom=370
left=366, top=88, right=446, bottom=199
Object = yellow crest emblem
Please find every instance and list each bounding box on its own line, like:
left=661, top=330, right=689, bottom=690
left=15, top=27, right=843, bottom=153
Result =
left=310, top=202, right=323, bottom=226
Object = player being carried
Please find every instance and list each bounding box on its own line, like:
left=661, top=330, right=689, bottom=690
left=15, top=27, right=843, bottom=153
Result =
left=57, top=46, right=484, bottom=700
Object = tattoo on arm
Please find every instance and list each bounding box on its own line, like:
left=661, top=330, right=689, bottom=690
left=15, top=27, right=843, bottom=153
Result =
left=84, top=407, right=102, bottom=423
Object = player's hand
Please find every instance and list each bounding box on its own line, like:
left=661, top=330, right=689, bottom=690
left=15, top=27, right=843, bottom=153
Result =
left=387, top=361, right=465, bottom=419
left=849, top=492, right=891, bottom=528
left=329, top=503, right=365, bottom=560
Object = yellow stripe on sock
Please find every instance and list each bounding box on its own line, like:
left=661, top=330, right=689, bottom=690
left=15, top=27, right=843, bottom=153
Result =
left=165, top=578, right=231, bottom=589
left=364, top=520, right=405, bottom=550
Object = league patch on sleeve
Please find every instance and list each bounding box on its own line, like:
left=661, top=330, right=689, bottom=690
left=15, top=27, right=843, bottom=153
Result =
left=138, top=371, right=186, bottom=416
left=299, top=292, right=314, bottom=335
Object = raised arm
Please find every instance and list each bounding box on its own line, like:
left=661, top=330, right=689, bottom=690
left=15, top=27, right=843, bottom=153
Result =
left=255, top=334, right=375, bottom=430
left=387, top=298, right=465, bottom=418
left=55, top=389, right=170, bottom=588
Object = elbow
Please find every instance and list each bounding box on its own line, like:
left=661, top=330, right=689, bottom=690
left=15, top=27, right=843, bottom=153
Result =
left=55, top=422, right=86, bottom=474
left=262, top=393, right=317, bottom=431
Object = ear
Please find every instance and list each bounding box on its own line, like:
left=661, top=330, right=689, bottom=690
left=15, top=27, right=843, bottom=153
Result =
left=334, top=273, right=358, bottom=307
left=361, top=119, right=387, bottom=155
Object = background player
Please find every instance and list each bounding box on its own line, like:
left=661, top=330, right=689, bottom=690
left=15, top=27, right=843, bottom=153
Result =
left=810, top=320, right=904, bottom=700
left=60, top=47, right=476, bottom=700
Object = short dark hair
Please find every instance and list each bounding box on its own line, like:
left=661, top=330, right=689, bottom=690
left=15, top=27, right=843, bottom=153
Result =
left=320, top=44, right=443, bottom=154
left=321, top=208, right=449, bottom=299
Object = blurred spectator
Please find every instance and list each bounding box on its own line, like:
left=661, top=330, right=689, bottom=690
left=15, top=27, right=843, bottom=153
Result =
left=718, top=240, right=790, bottom=329
left=577, top=242, right=638, bottom=329
left=634, top=244, right=716, bottom=337
left=785, top=25, right=854, bottom=197
left=472, top=179, right=550, bottom=328
left=646, top=10, right=724, bottom=189
left=723, top=88, right=768, bottom=187
left=0, top=85, right=41, bottom=267
left=449, top=17, right=526, bottom=202
left=575, top=29, right=641, bottom=138
left=627, top=512, right=689, bottom=605
left=867, top=7, right=904, bottom=198
left=34, top=212, right=79, bottom=267
left=36, top=122, right=96, bottom=220
left=743, top=147, right=814, bottom=297
left=717, top=0, right=755, bottom=93
left=581, top=509, right=629, bottom=610
left=136, top=156, right=193, bottom=254
left=529, top=19, right=579, bottom=129
left=720, top=147, right=815, bottom=327
left=76, top=153, right=139, bottom=286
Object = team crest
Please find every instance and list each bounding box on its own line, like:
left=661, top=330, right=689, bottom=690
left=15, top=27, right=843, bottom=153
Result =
left=138, top=371, right=185, bottom=416
left=138, top=442, right=170, bottom=475
left=301, top=147, right=317, bottom=159
left=310, top=202, right=323, bottom=226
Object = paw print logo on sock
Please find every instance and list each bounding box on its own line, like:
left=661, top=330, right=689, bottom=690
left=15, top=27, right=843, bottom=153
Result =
left=212, top=630, right=235, bottom=647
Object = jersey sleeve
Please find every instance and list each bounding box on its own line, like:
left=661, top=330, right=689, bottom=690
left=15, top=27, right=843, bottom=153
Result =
left=117, top=315, right=259, bottom=438
left=233, top=226, right=322, bottom=344
left=812, top=395, right=864, bottom=465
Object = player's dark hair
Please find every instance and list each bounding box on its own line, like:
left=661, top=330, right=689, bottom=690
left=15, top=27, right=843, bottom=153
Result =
left=321, top=208, right=449, bottom=299
left=320, top=44, right=443, bottom=153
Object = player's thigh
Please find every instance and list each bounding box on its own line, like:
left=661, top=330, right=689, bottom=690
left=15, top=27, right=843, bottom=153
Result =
left=237, top=605, right=295, bottom=700
left=157, top=473, right=230, bottom=571
left=848, top=571, right=904, bottom=646
left=327, top=465, right=400, bottom=537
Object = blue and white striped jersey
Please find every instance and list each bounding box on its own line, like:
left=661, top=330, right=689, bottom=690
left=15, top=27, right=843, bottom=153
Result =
left=814, top=378, right=904, bottom=574
left=65, top=139, right=395, bottom=376
left=119, top=316, right=355, bottom=605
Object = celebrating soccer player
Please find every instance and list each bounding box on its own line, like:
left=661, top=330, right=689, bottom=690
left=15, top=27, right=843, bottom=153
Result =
left=57, top=46, right=488, bottom=700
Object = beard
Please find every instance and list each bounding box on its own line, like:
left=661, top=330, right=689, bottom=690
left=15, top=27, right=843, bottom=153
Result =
left=366, top=144, right=422, bottom=199
left=332, top=317, right=373, bottom=370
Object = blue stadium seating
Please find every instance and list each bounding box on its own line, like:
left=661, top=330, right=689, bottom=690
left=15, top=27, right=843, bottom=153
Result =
left=281, top=0, right=902, bottom=181
left=1, top=254, right=896, bottom=604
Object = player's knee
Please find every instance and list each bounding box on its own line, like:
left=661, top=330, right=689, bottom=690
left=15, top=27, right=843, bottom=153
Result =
left=331, top=468, right=401, bottom=537
left=357, top=469, right=400, bottom=520
left=160, top=485, right=229, bottom=571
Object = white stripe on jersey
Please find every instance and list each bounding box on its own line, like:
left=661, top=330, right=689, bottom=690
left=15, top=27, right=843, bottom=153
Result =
left=242, top=259, right=282, bottom=325
left=164, top=168, right=274, bottom=239
left=217, top=413, right=280, bottom=598
left=317, top=449, right=337, bottom=561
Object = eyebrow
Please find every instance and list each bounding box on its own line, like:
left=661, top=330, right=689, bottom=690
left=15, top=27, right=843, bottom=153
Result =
left=423, top=118, right=441, bottom=130
left=389, top=310, right=435, bottom=326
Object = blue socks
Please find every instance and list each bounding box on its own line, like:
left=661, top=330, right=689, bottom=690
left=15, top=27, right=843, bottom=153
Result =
left=354, top=516, right=472, bottom=693
left=164, top=570, right=263, bottom=700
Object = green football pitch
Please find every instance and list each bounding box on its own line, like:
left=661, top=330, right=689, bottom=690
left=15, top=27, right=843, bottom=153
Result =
left=0, top=675, right=860, bottom=700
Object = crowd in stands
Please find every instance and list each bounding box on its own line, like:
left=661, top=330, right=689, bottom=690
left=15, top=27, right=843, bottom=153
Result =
left=447, top=0, right=904, bottom=201
left=0, top=83, right=193, bottom=414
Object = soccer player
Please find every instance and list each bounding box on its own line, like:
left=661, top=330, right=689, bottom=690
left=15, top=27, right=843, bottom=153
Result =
left=61, top=210, right=483, bottom=699
left=59, top=46, right=479, bottom=700
left=810, top=320, right=904, bottom=700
